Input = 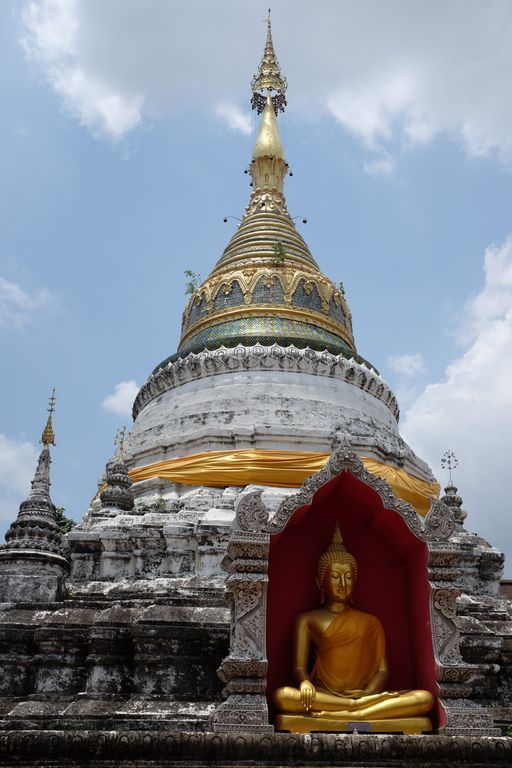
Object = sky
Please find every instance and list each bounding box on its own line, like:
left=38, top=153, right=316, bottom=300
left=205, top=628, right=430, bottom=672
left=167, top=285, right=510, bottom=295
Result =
left=1, top=0, right=512, bottom=574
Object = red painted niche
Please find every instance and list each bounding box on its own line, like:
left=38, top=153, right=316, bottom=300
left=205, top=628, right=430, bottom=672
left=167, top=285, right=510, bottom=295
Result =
left=266, top=470, right=443, bottom=728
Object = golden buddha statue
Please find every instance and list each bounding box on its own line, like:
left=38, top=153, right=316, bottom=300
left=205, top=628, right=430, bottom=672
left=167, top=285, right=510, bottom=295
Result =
left=274, top=526, right=434, bottom=734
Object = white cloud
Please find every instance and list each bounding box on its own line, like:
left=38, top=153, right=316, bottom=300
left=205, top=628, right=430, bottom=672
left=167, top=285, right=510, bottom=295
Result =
left=363, top=147, right=395, bottom=176
left=102, top=380, right=139, bottom=416
left=216, top=102, right=253, bottom=135
left=402, top=237, right=512, bottom=573
left=0, top=276, right=54, bottom=328
left=52, top=66, right=143, bottom=139
left=388, top=353, right=425, bottom=378
left=328, top=72, right=418, bottom=148
left=0, top=435, right=38, bottom=496
left=21, top=0, right=143, bottom=139
left=319, top=3, right=512, bottom=167
left=18, top=0, right=512, bottom=168
left=0, top=444, right=39, bottom=547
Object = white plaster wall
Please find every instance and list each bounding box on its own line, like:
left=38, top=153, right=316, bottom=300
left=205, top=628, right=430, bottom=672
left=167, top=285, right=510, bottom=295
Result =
left=128, top=369, right=432, bottom=481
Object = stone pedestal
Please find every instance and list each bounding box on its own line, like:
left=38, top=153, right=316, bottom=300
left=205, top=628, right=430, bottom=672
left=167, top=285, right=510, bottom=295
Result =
left=0, top=445, right=69, bottom=604
left=0, top=553, right=68, bottom=603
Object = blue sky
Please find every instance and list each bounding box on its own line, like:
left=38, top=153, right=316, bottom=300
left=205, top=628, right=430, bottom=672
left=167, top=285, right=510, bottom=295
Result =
left=2, top=1, right=512, bottom=574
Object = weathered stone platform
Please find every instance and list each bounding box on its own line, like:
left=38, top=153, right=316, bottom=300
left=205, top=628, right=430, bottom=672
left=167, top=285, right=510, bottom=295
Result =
left=0, top=730, right=511, bottom=767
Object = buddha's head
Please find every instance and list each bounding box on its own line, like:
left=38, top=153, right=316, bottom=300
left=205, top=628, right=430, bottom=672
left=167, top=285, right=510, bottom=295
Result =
left=316, top=525, right=358, bottom=604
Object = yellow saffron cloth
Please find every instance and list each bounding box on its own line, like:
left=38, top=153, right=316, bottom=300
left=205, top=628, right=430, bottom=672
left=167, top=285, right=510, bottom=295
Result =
left=312, top=608, right=385, bottom=694
left=126, top=449, right=439, bottom=517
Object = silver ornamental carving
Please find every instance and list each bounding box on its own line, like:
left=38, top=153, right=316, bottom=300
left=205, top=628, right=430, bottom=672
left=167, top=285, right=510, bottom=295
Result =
left=133, top=344, right=399, bottom=421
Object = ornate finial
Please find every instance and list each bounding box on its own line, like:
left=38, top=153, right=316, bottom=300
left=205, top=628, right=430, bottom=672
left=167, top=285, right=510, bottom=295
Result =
left=441, top=450, right=458, bottom=486
left=251, top=8, right=287, bottom=115
left=41, top=388, right=56, bottom=447
left=114, top=426, right=128, bottom=463
left=316, top=524, right=358, bottom=589
left=440, top=451, right=466, bottom=528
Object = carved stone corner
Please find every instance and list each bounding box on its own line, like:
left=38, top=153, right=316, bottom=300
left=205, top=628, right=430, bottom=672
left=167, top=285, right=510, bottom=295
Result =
left=212, top=693, right=274, bottom=733
left=440, top=702, right=502, bottom=737
left=430, top=585, right=463, bottom=666
left=234, top=490, right=269, bottom=533
left=423, top=498, right=457, bottom=542
left=213, top=489, right=272, bottom=732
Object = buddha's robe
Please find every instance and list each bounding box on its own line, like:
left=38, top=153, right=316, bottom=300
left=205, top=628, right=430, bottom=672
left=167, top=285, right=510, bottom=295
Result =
left=312, top=607, right=386, bottom=694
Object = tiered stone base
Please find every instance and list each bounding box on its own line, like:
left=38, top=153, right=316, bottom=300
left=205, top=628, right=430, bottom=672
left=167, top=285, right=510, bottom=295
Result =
left=0, top=731, right=511, bottom=767
left=275, top=714, right=432, bottom=735
left=0, top=696, right=219, bottom=733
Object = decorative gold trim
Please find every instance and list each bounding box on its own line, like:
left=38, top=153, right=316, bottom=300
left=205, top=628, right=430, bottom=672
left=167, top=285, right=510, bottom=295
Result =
left=219, top=213, right=313, bottom=246
left=182, top=264, right=353, bottom=343
left=215, top=249, right=317, bottom=274
left=214, top=210, right=318, bottom=271
left=179, top=303, right=356, bottom=350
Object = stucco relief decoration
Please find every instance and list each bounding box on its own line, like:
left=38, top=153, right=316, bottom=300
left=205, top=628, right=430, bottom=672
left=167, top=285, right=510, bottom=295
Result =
left=424, top=498, right=456, bottom=541
left=267, top=440, right=423, bottom=539
left=134, top=344, right=397, bottom=421
left=213, top=489, right=273, bottom=732
left=235, top=490, right=269, bottom=533
left=180, top=264, right=350, bottom=334
left=430, top=587, right=463, bottom=666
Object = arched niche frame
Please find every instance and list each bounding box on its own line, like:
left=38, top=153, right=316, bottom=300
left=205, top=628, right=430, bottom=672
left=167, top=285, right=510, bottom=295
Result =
left=213, top=441, right=477, bottom=735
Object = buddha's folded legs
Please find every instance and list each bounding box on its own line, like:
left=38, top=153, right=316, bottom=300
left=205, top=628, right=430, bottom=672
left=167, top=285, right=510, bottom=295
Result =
left=274, top=686, right=433, bottom=719
left=311, top=690, right=434, bottom=720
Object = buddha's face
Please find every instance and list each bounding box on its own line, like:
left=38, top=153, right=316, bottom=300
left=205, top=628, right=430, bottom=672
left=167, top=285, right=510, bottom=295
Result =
left=323, top=561, right=354, bottom=603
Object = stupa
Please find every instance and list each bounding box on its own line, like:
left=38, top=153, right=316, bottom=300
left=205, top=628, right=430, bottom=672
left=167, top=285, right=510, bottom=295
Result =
left=0, top=13, right=511, bottom=766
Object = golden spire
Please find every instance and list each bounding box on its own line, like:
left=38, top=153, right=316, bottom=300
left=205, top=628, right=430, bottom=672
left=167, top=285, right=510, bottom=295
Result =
left=174, top=11, right=359, bottom=366
left=41, top=388, right=56, bottom=447
left=251, top=9, right=287, bottom=114
left=250, top=12, right=288, bottom=198
left=252, top=95, right=284, bottom=161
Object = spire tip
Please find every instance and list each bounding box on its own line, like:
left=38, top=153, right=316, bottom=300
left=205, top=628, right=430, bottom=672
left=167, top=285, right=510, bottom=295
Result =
left=41, top=388, right=56, bottom=447
left=251, top=10, right=287, bottom=115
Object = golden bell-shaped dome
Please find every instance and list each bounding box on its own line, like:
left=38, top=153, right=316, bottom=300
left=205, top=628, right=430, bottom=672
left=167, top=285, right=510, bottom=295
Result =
left=165, top=15, right=372, bottom=371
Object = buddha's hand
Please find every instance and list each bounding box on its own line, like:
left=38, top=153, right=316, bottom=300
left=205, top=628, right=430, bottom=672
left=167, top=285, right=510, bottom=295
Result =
left=299, top=680, right=316, bottom=712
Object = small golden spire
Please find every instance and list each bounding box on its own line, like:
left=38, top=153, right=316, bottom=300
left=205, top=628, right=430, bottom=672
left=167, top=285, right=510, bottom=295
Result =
left=41, top=388, right=56, bottom=447
left=251, top=9, right=287, bottom=115
left=114, top=426, right=128, bottom=463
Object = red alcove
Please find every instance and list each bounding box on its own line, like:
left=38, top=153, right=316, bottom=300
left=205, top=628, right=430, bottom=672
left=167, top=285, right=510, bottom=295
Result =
left=266, top=470, right=443, bottom=728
